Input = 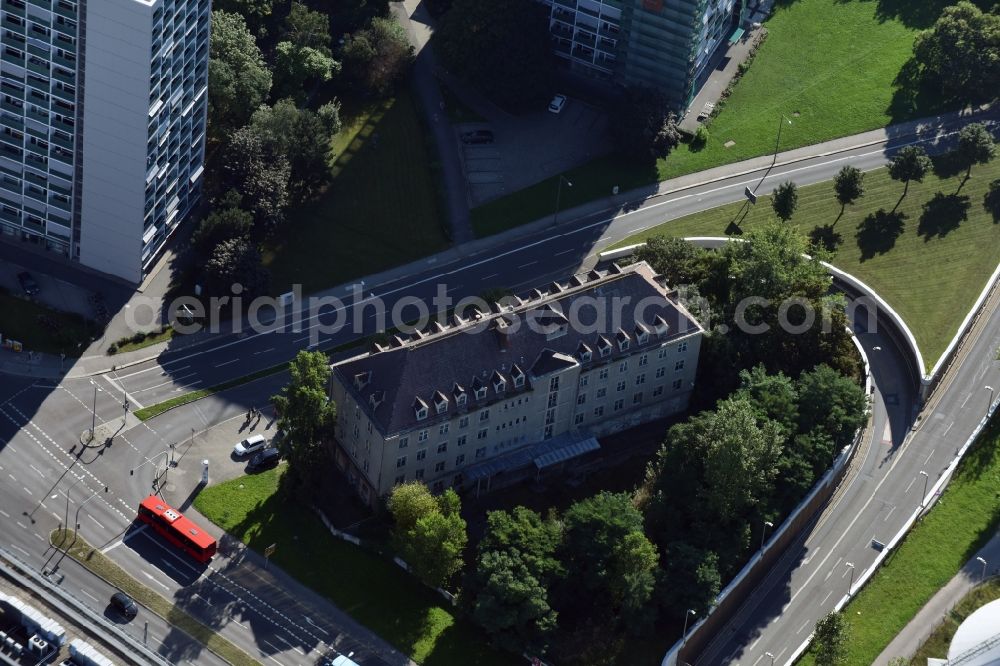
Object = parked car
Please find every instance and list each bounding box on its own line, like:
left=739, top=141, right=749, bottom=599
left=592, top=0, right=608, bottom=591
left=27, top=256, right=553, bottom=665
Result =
left=319, top=653, right=360, bottom=666
left=110, top=592, right=138, bottom=621
left=17, top=271, right=39, bottom=297
left=548, top=94, right=567, bottom=114
left=233, top=434, right=267, bottom=457
left=247, top=448, right=281, bottom=472
left=460, top=129, right=494, bottom=145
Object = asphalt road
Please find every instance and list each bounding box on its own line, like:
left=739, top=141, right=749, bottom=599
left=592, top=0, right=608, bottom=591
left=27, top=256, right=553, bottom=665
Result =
left=0, top=110, right=997, bottom=666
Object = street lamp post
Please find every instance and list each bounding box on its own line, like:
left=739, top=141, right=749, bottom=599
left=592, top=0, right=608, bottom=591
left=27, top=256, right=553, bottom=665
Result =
left=772, top=115, right=792, bottom=165
left=846, top=562, right=856, bottom=596
left=977, top=556, right=988, bottom=581
left=760, top=520, right=774, bottom=551
left=88, top=379, right=100, bottom=442
left=765, top=651, right=775, bottom=666
left=682, top=608, right=696, bottom=642
left=74, top=486, right=108, bottom=536
left=62, top=475, right=86, bottom=533
left=986, top=386, right=995, bottom=416
left=919, top=470, right=929, bottom=508
left=553, top=175, right=573, bottom=225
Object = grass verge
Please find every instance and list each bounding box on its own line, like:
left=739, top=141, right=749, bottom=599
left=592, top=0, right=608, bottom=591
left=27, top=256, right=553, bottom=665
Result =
left=609, top=156, right=1000, bottom=369
left=262, top=89, right=449, bottom=294
left=110, top=327, right=175, bottom=355
left=0, top=290, right=97, bottom=356
left=471, top=0, right=944, bottom=237
left=909, top=578, right=1000, bottom=664
left=50, top=529, right=259, bottom=666
left=194, top=469, right=510, bottom=666
left=797, top=417, right=1000, bottom=665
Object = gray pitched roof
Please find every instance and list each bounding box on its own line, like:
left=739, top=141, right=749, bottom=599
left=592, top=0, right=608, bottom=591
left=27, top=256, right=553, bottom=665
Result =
left=332, top=262, right=701, bottom=436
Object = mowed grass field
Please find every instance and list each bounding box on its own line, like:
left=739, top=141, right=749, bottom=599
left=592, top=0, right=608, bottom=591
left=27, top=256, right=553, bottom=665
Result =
left=797, top=417, right=1000, bottom=665
left=194, top=468, right=510, bottom=666
left=610, top=156, right=1000, bottom=369
left=263, top=90, right=449, bottom=294
left=472, top=0, right=932, bottom=237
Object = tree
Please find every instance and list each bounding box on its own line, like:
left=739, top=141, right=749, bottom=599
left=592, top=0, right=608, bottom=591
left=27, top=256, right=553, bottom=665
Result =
left=657, top=542, right=721, bottom=617
left=274, top=41, right=340, bottom=102
left=813, top=612, right=849, bottom=666
left=435, top=0, right=553, bottom=110
left=209, top=11, right=272, bottom=133
left=634, top=236, right=711, bottom=287
left=888, top=145, right=931, bottom=198
left=833, top=165, right=864, bottom=209
left=911, top=1, right=1000, bottom=103
left=770, top=181, right=799, bottom=221
left=221, top=126, right=291, bottom=232
left=282, top=2, right=331, bottom=51
left=985, top=178, right=1000, bottom=221
left=212, top=0, right=276, bottom=30
left=796, top=364, right=869, bottom=455
left=559, top=492, right=658, bottom=627
left=341, top=16, right=415, bottom=97
left=735, top=364, right=798, bottom=434
left=272, top=350, right=338, bottom=497
left=478, top=507, right=563, bottom=583
left=957, top=122, right=996, bottom=180
left=192, top=197, right=254, bottom=256
left=611, top=86, right=681, bottom=160
left=249, top=99, right=341, bottom=196
left=204, top=237, right=269, bottom=298
left=388, top=484, right=467, bottom=588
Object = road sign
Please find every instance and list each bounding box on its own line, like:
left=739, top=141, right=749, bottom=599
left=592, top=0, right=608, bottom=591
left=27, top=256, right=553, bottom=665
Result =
left=744, top=186, right=758, bottom=204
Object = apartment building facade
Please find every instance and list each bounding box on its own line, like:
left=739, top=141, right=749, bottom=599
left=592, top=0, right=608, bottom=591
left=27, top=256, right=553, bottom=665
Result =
left=543, top=0, right=740, bottom=106
left=0, top=0, right=209, bottom=283
left=330, top=262, right=704, bottom=506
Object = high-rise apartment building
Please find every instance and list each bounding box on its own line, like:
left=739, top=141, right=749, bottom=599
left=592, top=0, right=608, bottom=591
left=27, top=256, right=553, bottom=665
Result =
left=330, top=262, right=704, bottom=505
left=544, top=0, right=740, bottom=106
left=0, top=0, right=209, bottom=283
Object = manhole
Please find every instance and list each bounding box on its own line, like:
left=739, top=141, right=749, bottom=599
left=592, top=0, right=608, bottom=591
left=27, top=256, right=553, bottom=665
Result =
left=724, top=140, right=736, bottom=148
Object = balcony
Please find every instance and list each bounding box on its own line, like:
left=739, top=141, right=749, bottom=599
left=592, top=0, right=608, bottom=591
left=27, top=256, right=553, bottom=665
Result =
left=25, top=59, right=47, bottom=78
left=0, top=0, right=26, bottom=18
left=0, top=113, right=22, bottom=132
left=50, top=85, right=72, bottom=104
left=51, top=67, right=73, bottom=86
left=26, top=0, right=50, bottom=11
left=1, top=49, right=24, bottom=68
left=52, top=0, right=74, bottom=20
left=51, top=52, right=74, bottom=69
left=2, top=14, right=25, bottom=31
left=48, top=131, right=70, bottom=151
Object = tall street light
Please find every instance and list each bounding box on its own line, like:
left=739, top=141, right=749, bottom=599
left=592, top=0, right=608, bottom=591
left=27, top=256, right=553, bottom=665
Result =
left=61, top=475, right=87, bottom=533
left=765, top=651, right=775, bottom=666
left=74, top=486, right=108, bottom=536
left=87, top=379, right=102, bottom=443
left=760, top=520, right=774, bottom=551
left=682, top=608, right=696, bottom=643
left=976, top=556, right=988, bottom=582
left=986, top=385, right=995, bottom=416
left=772, top=115, right=792, bottom=165
left=846, top=562, right=856, bottom=596
left=919, top=470, right=929, bottom=508
left=553, top=174, right=573, bottom=225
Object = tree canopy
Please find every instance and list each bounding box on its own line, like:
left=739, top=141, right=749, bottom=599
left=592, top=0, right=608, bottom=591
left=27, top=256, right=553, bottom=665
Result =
left=208, top=11, right=272, bottom=133
left=249, top=99, right=341, bottom=197
left=634, top=236, right=711, bottom=288
left=888, top=145, right=931, bottom=196
left=957, top=122, right=996, bottom=179
left=611, top=86, right=682, bottom=161
left=771, top=181, right=799, bottom=221
left=204, top=237, right=269, bottom=298
left=388, top=484, right=467, bottom=588
left=341, top=16, right=415, bottom=97
left=834, top=165, right=865, bottom=208
left=912, top=1, right=1000, bottom=103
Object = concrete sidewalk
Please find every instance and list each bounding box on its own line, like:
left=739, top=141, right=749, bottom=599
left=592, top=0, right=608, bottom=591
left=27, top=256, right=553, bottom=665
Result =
left=874, top=527, right=1000, bottom=664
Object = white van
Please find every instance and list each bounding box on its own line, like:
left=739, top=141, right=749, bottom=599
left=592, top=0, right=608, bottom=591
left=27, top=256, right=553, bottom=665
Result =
left=233, top=434, right=267, bottom=457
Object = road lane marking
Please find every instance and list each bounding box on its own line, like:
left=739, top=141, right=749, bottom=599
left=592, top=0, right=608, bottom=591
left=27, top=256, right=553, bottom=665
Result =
left=22, top=487, right=31, bottom=496
left=33, top=532, right=43, bottom=542
left=482, top=273, right=499, bottom=280
left=133, top=373, right=198, bottom=393
left=821, top=590, right=833, bottom=605
left=88, top=514, right=107, bottom=530
left=29, top=464, right=45, bottom=478
left=141, top=570, right=169, bottom=590
left=214, top=359, right=240, bottom=368
left=253, top=348, right=276, bottom=355
left=905, top=477, right=916, bottom=493
left=749, top=636, right=761, bottom=651
left=797, top=620, right=809, bottom=634
left=8, top=473, right=16, bottom=482
left=80, top=589, right=98, bottom=603
left=884, top=506, right=896, bottom=522
left=924, top=448, right=935, bottom=465
left=0, top=510, right=9, bottom=518
left=554, top=248, right=573, bottom=255
left=518, top=261, right=537, bottom=268
left=9, top=543, right=29, bottom=557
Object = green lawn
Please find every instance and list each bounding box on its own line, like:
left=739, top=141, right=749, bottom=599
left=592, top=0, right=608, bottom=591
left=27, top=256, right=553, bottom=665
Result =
left=609, top=156, right=1000, bottom=369
left=798, top=417, right=1000, bottom=665
left=0, top=291, right=97, bottom=356
left=472, top=0, right=939, bottom=237
left=909, top=578, right=1000, bottom=664
left=194, top=468, right=510, bottom=666
left=262, top=89, right=449, bottom=294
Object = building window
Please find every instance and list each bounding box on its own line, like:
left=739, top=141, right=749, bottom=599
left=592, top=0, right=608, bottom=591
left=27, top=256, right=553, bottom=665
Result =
left=416, top=449, right=427, bottom=461
left=675, top=360, right=686, bottom=372
left=457, top=393, right=467, bottom=407
left=619, top=360, right=628, bottom=373
left=658, top=348, right=668, bottom=359
left=614, top=399, right=624, bottom=411
left=617, top=381, right=626, bottom=392
left=636, top=374, right=646, bottom=385
left=574, top=413, right=584, bottom=425
left=396, top=456, right=407, bottom=468
left=457, top=435, right=467, bottom=447
left=549, top=376, right=560, bottom=391
left=593, top=406, right=604, bottom=417
left=547, top=392, right=558, bottom=408
left=477, top=428, right=488, bottom=440
left=656, top=367, right=666, bottom=379
left=577, top=393, right=587, bottom=405
left=395, top=474, right=405, bottom=485
left=475, top=386, right=487, bottom=399
left=580, top=375, right=589, bottom=387
left=437, top=442, right=448, bottom=454
left=599, top=368, right=609, bottom=380
left=439, top=423, right=449, bottom=435
left=418, top=429, right=429, bottom=442
left=456, top=454, right=465, bottom=465
left=475, top=447, right=487, bottom=459
left=435, top=461, right=446, bottom=473
left=514, top=373, right=525, bottom=388
left=544, top=425, right=554, bottom=439
left=673, top=379, right=684, bottom=391
left=678, top=341, right=688, bottom=353
left=545, top=409, right=556, bottom=425
left=639, top=354, right=648, bottom=366
left=398, top=437, right=408, bottom=449
left=416, top=407, right=427, bottom=420
left=633, top=392, right=643, bottom=404
left=597, top=387, right=607, bottom=398
left=415, top=469, right=424, bottom=480
left=653, top=386, right=664, bottom=397
left=480, top=409, right=490, bottom=422
left=460, top=416, right=469, bottom=428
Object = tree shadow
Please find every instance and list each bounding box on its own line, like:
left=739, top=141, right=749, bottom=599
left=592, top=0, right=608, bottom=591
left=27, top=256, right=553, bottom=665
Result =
left=984, top=187, right=1000, bottom=223
left=809, top=224, right=843, bottom=253
left=873, top=0, right=963, bottom=28
left=930, top=150, right=968, bottom=180
left=918, top=192, right=970, bottom=240
left=856, top=209, right=907, bottom=261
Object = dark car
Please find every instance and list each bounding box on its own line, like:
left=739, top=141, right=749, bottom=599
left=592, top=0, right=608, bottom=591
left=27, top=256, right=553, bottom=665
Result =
left=110, top=592, right=138, bottom=621
left=460, top=129, right=494, bottom=145
left=17, top=271, right=39, bottom=297
left=247, top=447, right=281, bottom=472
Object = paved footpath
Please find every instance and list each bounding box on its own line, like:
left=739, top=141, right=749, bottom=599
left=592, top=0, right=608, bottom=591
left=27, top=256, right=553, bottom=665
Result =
left=874, top=526, right=1000, bottom=664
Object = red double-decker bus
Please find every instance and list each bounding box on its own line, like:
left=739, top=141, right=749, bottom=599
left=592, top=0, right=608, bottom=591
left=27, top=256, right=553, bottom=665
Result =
left=137, top=495, right=217, bottom=563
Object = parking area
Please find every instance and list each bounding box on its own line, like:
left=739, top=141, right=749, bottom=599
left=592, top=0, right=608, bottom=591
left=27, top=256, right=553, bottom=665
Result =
left=0, top=261, right=102, bottom=322
left=456, top=95, right=611, bottom=205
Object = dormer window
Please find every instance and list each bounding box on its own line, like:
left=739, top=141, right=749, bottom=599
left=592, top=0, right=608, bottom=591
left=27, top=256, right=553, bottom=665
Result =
left=453, top=382, right=467, bottom=407
left=492, top=371, right=506, bottom=394
left=413, top=397, right=428, bottom=420
left=654, top=314, right=670, bottom=337
left=475, top=385, right=487, bottom=399
left=472, top=376, right=488, bottom=400
left=511, top=364, right=525, bottom=388
left=434, top=390, right=449, bottom=414
left=598, top=336, right=612, bottom=358
left=369, top=390, right=385, bottom=410
left=578, top=342, right=593, bottom=363
left=354, top=371, right=372, bottom=391
left=457, top=393, right=468, bottom=407
left=635, top=323, right=649, bottom=345
left=616, top=329, right=630, bottom=352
